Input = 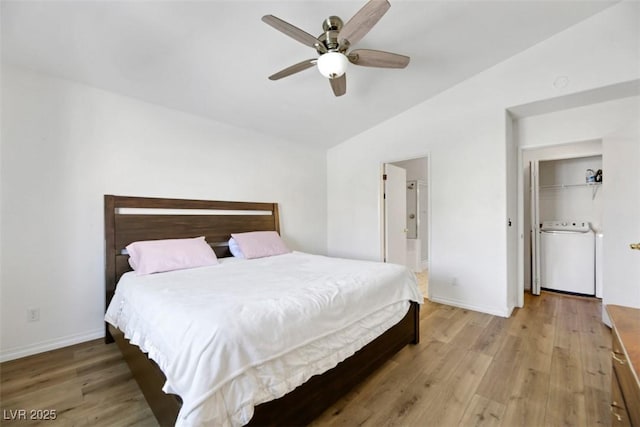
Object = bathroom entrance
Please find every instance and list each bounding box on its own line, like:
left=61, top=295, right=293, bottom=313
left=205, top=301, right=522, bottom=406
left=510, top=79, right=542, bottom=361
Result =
left=387, top=156, right=429, bottom=297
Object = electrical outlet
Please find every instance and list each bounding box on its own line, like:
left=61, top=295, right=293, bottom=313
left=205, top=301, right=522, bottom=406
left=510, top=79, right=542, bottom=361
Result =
left=451, top=277, right=458, bottom=286
left=27, top=308, right=40, bottom=322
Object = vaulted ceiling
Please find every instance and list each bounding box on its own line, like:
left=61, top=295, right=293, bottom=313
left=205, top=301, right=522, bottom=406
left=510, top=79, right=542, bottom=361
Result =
left=1, top=1, right=617, bottom=148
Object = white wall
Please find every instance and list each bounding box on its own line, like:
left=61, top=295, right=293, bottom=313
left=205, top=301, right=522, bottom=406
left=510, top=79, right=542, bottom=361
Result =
left=327, top=2, right=640, bottom=317
left=0, top=66, right=327, bottom=361
left=506, top=112, right=518, bottom=310
left=391, top=157, right=428, bottom=182
left=517, top=97, right=640, bottom=149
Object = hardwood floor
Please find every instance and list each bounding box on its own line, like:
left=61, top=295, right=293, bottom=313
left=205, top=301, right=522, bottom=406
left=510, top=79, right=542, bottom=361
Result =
left=0, top=341, right=156, bottom=426
left=0, top=291, right=611, bottom=426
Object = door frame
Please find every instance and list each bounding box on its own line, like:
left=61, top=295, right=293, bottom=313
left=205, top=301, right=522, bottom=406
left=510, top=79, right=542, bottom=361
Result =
left=530, top=159, right=541, bottom=296
left=516, top=143, right=603, bottom=307
left=379, top=154, right=431, bottom=277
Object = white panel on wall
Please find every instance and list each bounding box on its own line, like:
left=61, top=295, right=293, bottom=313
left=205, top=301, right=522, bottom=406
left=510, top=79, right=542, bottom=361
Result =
left=0, top=66, right=327, bottom=361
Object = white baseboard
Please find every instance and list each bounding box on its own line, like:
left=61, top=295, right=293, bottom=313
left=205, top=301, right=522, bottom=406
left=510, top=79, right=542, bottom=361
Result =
left=429, top=295, right=513, bottom=318
left=0, top=328, right=104, bottom=363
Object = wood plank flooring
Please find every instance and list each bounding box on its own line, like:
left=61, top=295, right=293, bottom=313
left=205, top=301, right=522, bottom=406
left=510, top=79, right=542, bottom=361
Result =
left=0, top=291, right=611, bottom=426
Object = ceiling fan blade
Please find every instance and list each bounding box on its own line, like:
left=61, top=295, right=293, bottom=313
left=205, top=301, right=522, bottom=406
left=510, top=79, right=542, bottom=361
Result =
left=269, top=59, right=316, bottom=80
left=330, top=74, right=346, bottom=97
left=348, top=49, right=410, bottom=68
left=262, top=15, right=322, bottom=50
left=338, top=0, right=390, bottom=48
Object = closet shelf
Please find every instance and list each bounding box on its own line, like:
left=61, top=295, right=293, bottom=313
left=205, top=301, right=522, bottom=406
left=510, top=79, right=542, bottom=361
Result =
left=540, top=182, right=601, bottom=199
left=540, top=182, right=601, bottom=189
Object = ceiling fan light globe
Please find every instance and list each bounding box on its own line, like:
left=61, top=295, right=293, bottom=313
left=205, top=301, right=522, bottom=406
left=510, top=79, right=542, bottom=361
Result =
left=317, top=52, right=348, bottom=79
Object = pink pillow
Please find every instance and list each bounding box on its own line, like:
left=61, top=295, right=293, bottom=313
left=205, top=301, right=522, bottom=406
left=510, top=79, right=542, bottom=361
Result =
left=126, top=236, right=218, bottom=275
left=230, top=231, right=290, bottom=259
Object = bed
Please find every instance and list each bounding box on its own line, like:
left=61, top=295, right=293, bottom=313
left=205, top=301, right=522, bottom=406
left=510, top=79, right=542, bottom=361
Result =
left=104, top=195, right=421, bottom=426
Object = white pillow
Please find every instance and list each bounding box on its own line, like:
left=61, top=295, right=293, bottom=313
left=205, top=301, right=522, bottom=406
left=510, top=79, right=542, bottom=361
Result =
left=228, top=238, right=245, bottom=259
left=230, top=231, right=290, bottom=260
left=126, top=236, right=218, bottom=275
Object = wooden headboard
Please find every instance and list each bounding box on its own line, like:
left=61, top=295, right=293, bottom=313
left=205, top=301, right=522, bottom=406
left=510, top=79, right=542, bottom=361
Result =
left=104, top=195, right=280, bottom=341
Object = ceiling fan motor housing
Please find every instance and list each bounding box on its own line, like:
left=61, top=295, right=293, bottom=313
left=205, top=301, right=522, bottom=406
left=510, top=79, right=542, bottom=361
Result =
left=318, top=16, right=346, bottom=53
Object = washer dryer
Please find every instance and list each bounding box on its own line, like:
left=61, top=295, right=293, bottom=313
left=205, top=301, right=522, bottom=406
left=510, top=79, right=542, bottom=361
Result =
left=540, top=220, right=595, bottom=295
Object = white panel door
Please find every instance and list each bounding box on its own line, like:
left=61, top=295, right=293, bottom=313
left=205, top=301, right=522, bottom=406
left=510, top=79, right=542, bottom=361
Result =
left=602, top=120, right=640, bottom=317
left=530, top=160, right=541, bottom=295
left=384, top=164, right=407, bottom=266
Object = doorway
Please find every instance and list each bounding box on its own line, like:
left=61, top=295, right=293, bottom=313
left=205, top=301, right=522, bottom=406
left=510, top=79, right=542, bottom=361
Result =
left=383, top=156, right=430, bottom=298
left=525, top=148, right=603, bottom=297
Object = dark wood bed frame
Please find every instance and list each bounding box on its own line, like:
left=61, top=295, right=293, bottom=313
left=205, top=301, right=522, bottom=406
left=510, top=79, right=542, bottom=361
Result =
left=104, top=195, right=420, bottom=426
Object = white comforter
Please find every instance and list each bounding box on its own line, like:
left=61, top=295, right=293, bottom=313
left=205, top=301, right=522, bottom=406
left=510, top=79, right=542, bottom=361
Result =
left=105, top=251, right=423, bottom=426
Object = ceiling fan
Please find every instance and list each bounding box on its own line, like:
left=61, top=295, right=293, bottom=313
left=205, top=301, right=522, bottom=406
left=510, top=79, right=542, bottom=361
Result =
left=262, top=0, right=410, bottom=97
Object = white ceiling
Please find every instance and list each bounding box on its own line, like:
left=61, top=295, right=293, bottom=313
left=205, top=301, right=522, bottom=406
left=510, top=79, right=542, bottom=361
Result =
left=1, top=1, right=617, bottom=148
